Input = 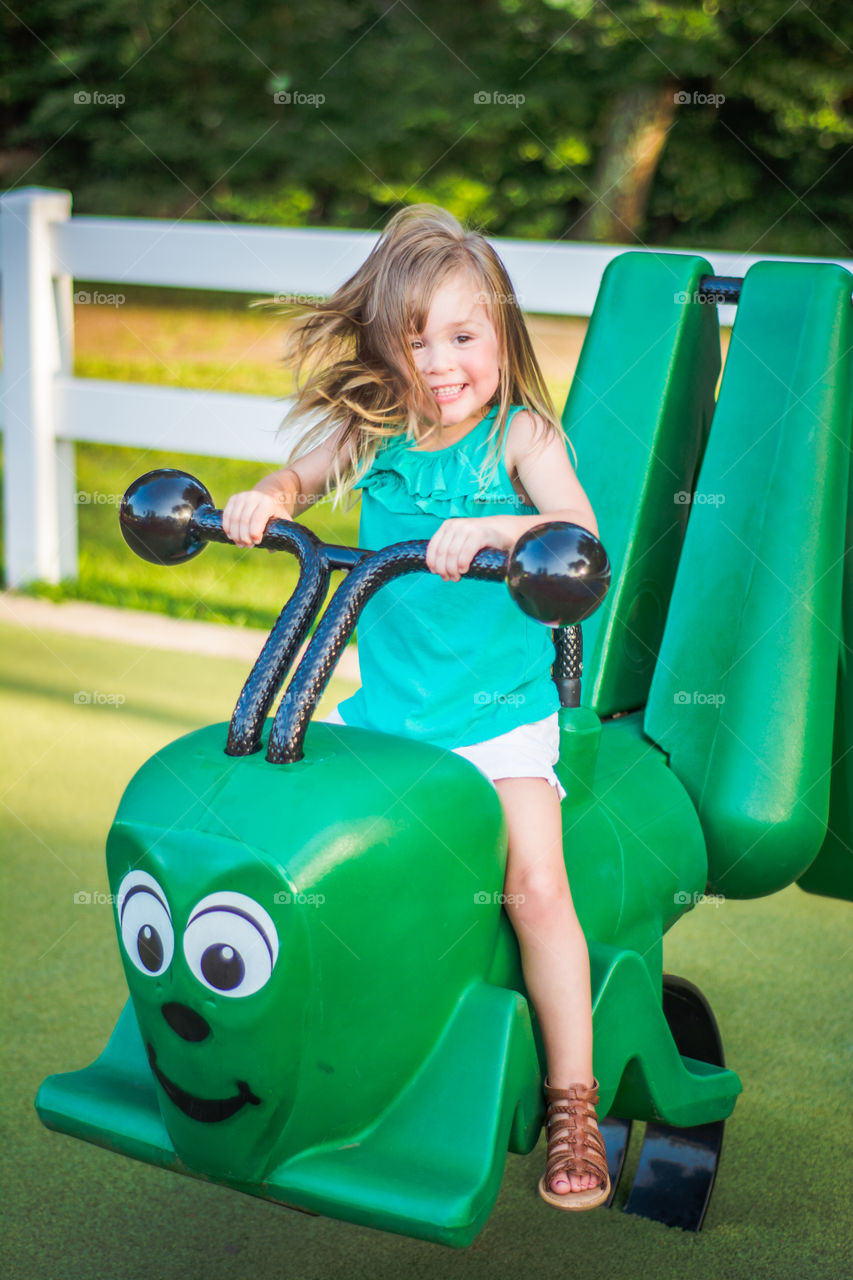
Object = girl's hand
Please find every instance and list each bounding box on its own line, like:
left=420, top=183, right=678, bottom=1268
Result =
left=426, top=517, right=512, bottom=581
left=222, top=490, right=290, bottom=547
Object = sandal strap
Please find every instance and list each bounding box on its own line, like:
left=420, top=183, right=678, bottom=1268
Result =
left=542, top=1076, right=609, bottom=1187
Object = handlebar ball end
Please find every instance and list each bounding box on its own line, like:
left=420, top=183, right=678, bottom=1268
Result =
left=120, top=469, right=213, bottom=565
left=507, top=522, right=610, bottom=627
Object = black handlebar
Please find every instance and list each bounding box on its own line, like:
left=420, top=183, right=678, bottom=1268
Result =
left=120, top=469, right=611, bottom=762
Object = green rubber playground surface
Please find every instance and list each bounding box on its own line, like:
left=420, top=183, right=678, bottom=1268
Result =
left=1, top=620, right=850, bottom=1280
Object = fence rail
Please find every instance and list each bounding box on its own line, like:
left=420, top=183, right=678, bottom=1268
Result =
left=2, top=185, right=851, bottom=587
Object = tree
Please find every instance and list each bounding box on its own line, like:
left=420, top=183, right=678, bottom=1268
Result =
left=1, top=0, right=850, bottom=253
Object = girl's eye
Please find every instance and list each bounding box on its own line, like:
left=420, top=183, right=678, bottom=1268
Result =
left=409, top=338, right=423, bottom=351
left=454, top=334, right=472, bottom=344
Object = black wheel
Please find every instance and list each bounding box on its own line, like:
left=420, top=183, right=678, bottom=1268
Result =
left=622, top=974, right=727, bottom=1231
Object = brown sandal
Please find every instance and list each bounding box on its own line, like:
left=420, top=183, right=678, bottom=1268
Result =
left=537, top=1075, right=611, bottom=1210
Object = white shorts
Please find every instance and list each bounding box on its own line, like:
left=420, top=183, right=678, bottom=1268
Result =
left=318, top=707, right=566, bottom=802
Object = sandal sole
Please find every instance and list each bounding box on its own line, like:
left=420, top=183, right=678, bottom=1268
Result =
left=537, top=1173, right=611, bottom=1211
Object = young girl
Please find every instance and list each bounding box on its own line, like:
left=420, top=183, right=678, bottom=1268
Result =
left=223, top=205, right=609, bottom=1211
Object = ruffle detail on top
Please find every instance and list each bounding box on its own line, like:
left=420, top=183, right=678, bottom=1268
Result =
left=353, top=410, right=532, bottom=519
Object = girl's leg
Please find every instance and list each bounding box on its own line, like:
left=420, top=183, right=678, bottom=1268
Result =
left=494, top=776, right=598, bottom=1196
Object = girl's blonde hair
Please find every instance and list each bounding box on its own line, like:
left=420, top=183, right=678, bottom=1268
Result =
left=276, top=204, right=569, bottom=508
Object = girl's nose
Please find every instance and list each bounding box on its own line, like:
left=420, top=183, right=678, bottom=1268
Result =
left=422, top=343, right=454, bottom=375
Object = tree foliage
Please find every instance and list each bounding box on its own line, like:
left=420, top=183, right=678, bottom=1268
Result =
left=1, top=0, right=850, bottom=252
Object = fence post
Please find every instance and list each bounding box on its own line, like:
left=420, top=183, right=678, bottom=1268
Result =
left=0, top=186, right=77, bottom=587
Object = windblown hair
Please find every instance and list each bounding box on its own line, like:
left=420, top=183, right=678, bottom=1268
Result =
left=275, top=204, right=570, bottom=509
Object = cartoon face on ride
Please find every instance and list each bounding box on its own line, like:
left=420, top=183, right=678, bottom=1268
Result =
left=107, top=822, right=309, bottom=1182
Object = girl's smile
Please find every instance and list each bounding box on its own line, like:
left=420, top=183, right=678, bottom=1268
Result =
left=410, top=273, right=502, bottom=437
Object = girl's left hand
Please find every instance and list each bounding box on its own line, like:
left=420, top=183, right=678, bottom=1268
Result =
left=426, top=518, right=511, bottom=581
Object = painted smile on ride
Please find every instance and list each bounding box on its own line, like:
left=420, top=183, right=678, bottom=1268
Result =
left=108, top=827, right=309, bottom=1181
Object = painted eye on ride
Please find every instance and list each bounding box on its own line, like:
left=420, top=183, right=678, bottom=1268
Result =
left=116, top=871, right=174, bottom=977
left=183, top=893, right=279, bottom=998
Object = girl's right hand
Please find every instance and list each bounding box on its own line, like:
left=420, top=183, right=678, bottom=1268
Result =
left=222, top=489, right=291, bottom=547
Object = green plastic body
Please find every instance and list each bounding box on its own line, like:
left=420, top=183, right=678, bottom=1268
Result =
left=644, top=261, right=852, bottom=899
left=35, top=250, right=852, bottom=1246
left=564, top=251, right=722, bottom=715
left=37, top=712, right=739, bottom=1247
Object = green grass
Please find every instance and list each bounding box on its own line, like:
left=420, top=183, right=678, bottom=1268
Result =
left=73, top=355, right=290, bottom=396
left=3, top=284, right=359, bottom=627
left=19, top=441, right=360, bottom=629
left=2, top=622, right=850, bottom=1280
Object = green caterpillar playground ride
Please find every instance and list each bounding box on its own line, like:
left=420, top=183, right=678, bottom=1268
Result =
left=35, top=251, right=852, bottom=1248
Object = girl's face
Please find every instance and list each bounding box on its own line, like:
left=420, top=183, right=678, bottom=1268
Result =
left=409, top=272, right=501, bottom=435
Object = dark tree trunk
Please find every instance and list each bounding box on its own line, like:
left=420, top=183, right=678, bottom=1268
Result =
left=573, top=83, right=678, bottom=242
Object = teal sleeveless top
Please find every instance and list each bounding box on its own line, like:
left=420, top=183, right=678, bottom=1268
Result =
left=335, top=404, right=559, bottom=748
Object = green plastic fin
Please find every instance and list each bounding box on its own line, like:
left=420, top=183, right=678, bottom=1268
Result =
left=798, top=451, right=853, bottom=902
left=645, top=261, right=853, bottom=899
left=263, top=983, right=541, bottom=1249
left=590, top=942, right=742, bottom=1126
left=35, top=1000, right=178, bottom=1169
left=564, top=250, right=721, bottom=714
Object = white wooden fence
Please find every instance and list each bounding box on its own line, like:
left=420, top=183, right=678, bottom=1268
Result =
left=1, top=185, right=851, bottom=587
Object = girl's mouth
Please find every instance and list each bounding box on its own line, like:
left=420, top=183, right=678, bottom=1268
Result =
left=432, top=383, right=467, bottom=402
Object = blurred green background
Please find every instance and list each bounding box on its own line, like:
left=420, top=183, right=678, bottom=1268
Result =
left=3, top=0, right=851, bottom=253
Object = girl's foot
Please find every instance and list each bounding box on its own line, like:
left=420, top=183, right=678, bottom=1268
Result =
left=537, top=1076, right=611, bottom=1211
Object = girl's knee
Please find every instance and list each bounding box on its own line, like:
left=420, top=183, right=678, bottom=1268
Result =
left=503, top=862, right=573, bottom=920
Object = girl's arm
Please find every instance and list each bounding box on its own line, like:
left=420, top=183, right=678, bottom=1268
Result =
left=501, top=410, right=599, bottom=539
left=223, top=424, right=355, bottom=547
left=426, top=412, right=599, bottom=581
